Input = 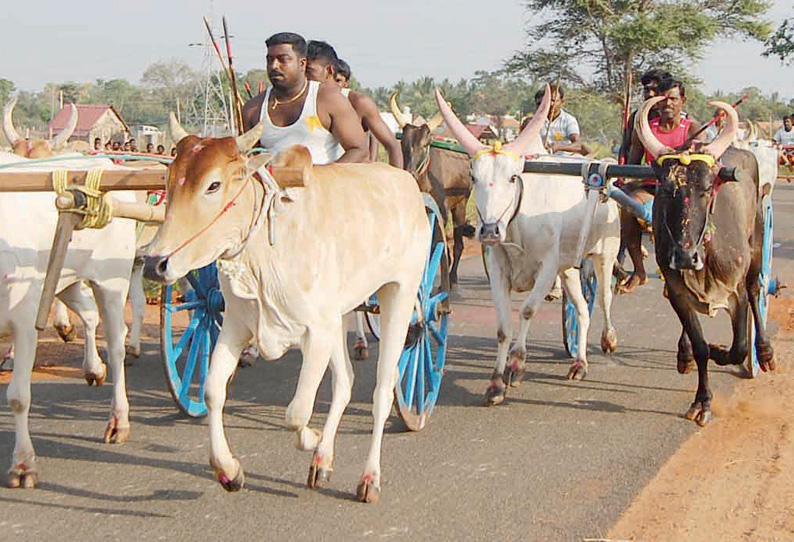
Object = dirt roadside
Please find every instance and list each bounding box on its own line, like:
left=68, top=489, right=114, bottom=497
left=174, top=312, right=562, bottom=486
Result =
left=605, top=293, right=794, bottom=542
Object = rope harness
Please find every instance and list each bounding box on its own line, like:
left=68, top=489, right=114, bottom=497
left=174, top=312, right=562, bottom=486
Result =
left=52, top=168, right=114, bottom=230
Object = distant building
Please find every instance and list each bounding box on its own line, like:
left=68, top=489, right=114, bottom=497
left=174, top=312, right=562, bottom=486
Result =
left=134, top=125, right=165, bottom=149
left=48, top=104, right=129, bottom=146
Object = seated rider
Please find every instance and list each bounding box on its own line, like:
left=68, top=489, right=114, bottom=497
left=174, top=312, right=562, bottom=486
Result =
left=773, top=114, right=794, bottom=166
left=305, top=40, right=402, bottom=167
left=241, top=32, right=368, bottom=165
left=618, top=78, right=703, bottom=294
left=535, top=84, right=589, bottom=157
left=618, top=69, right=672, bottom=164
left=334, top=58, right=351, bottom=89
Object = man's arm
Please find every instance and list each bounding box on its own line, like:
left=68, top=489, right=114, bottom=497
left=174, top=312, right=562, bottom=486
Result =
left=242, top=93, right=266, bottom=132
left=550, top=115, right=588, bottom=155
left=317, top=83, right=368, bottom=163
left=627, top=126, right=645, bottom=164
left=618, top=111, right=637, bottom=163
left=352, top=92, right=403, bottom=168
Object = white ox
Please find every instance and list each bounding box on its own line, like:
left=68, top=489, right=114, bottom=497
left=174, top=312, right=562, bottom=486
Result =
left=2, top=99, right=149, bottom=360
left=436, top=86, right=620, bottom=405
left=143, top=120, right=430, bottom=503
left=0, top=152, right=137, bottom=488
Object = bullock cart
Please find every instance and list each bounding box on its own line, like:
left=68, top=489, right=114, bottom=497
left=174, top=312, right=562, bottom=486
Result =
left=0, top=158, right=450, bottom=429
left=519, top=157, right=781, bottom=377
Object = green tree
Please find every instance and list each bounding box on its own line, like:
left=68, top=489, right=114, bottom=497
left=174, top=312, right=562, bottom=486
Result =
left=507, top=0, right=773, bottom=100
left=0, top=78, right=15, bottom=105
left=764, top=14, right=794, bottom=63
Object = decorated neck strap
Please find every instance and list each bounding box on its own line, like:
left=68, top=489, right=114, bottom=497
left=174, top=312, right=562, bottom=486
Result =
left=472, top=141, right=521, bottom=163
left=656, top=153, right=716, bottom=168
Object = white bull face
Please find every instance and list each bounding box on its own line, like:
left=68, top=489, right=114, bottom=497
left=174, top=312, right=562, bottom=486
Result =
left=471, top=153, right=524, bottom=245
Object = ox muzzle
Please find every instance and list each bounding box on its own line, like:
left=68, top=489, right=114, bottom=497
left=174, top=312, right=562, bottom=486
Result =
left=478, top=222, right=504, bottom=246
left=669, top=246, right=704, bottom=271
left=143, top=255, right=174, bottom=284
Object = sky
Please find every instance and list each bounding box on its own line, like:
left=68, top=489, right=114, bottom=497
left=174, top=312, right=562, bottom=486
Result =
left=3, top=0, right=793, bottom=98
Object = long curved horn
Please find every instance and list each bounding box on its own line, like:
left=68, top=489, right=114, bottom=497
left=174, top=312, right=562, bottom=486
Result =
left=389, top=91, right=409, bottom=128
left=504, top=84, right=551, bottom=157
left=426, top=110, right=445, bottom=132
left=235, top=119, right=265, bottom=153
left=635, top=96, right=674, bottom=160
left=434, top=88, right=484, bottom=157
left=747, top=119, right=757, bottom=141
left=52, top=104, right=78, bottom=150
left=2, top=98, right=21, bottom=145
left=169, top=112, right=190, bottom=143
left=702, top=101, right=738, bottom=160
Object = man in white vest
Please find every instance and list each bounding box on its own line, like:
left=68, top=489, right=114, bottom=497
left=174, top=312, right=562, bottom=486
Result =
left=242, top=32, right=368, bottom=164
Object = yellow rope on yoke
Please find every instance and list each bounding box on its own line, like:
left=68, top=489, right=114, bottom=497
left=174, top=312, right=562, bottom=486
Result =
left=51, top=168, right=114, bottom=230
left=472, top=141, right=522, bottom=163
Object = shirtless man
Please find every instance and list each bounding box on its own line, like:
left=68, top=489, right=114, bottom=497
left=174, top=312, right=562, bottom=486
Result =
left=305, top=40, right=402, bottom=167
left=241, top=32, right=367, bottom=164
left=334, top=58, right=351, bottom=88
left=618, top=78, right=703, bottom=294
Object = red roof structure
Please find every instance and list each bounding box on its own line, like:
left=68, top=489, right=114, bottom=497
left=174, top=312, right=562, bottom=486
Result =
left=465, top=124, right=498, bottom=140
left=48, top=104, right=129, bottom=137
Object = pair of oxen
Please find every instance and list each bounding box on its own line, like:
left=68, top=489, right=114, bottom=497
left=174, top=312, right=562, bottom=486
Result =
left=2, top=86, right=774, bottom=503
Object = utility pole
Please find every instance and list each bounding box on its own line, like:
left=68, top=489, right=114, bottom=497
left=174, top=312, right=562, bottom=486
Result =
left=184, top=0, right=232, bottom=136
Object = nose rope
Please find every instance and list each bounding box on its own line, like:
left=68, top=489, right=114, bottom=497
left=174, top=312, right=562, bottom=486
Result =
left=165, top=169, right=260, bottom=259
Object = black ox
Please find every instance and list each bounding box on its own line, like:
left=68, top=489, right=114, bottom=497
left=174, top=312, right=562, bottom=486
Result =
left=637, top=96, right=775, bottom=426
left=390, top=92, right=474, bottom=289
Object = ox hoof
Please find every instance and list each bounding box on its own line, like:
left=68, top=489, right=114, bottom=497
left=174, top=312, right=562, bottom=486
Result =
left=504, top=352, right=526, bottom=387
left=677, top=352, right=694, bottom=375
left=484, top=380, right=506, bottom=406
left=567, top=361, right=587, bottom=381
left=103, top=417, right=130, bottom=444
left=683, top=402, right=711, bottom=425
left=758, top=343, right=775, bottom=372
left=125, top=344, right=141, bottom=359
left=85, top=364, right=107, bottom=387
left=56, top=324, right=77, bottom=343
left=307, top=454, right=333, bottom=489
left=353, top=339, right=369, bottom=361
left=600, top=329, right=618, bottom=354
left=7, top=464, right=38, bottom=489
left=216, top=461, right=245, bottom=493
left=355, top=477, right=380, bottom=504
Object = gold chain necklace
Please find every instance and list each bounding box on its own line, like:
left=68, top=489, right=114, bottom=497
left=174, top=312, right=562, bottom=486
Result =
left=271, top=79, right=308, bottom=110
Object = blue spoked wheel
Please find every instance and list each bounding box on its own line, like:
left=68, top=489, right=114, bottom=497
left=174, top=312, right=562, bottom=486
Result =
left=562, top=258, right=598, bottom=359
left=159, top=263, right=224, bottom=417
left=748, top=195, right=776, bottom=378
left=394, top=195, right=450, bottom=431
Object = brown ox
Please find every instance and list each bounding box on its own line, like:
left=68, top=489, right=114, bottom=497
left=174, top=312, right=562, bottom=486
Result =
left=390, top=92, right=474, bottom=290
left=144, top=116, right=430, bottom=503
left=3, top=98, right=77, bottom=158
left=638, top=96, right=775, bottom=426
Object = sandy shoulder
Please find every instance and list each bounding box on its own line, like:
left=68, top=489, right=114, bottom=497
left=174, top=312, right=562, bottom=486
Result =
left=607, top=295, right=794, bottom=542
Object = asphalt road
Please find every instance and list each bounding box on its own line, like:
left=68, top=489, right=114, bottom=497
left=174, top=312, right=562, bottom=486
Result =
left=1, top=182, right=792, bottom=542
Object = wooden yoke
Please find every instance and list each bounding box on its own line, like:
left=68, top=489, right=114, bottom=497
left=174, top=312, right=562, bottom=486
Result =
left=24, top=163, right=308, bottom=331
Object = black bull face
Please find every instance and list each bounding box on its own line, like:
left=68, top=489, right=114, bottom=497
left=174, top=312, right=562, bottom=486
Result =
left=652, top=149, right=758, bottom=272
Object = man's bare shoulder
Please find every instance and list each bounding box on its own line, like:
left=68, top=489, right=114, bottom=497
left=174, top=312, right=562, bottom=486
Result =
left=242, top=92, right=267, bottom=129
left=348, top=91, right=379, bottom=116
left=317, top=81, right=344, bottom=101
